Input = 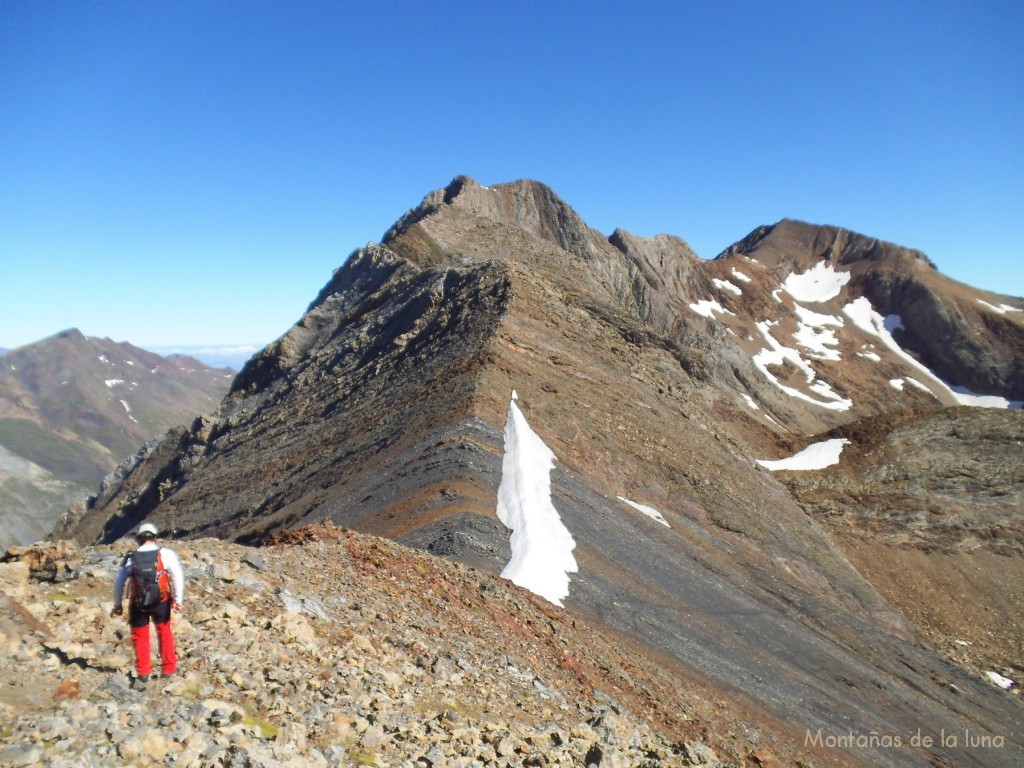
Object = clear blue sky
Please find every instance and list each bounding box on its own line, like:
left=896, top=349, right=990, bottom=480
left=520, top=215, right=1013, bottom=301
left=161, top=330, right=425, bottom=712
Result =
left=3, top=1, right=1022, bottom=356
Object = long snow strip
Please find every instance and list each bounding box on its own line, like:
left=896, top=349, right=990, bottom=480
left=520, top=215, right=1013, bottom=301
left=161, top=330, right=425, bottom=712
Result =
left=496, top=397, right=578, bottom=606
left=758, top=438, right=850, bottom=471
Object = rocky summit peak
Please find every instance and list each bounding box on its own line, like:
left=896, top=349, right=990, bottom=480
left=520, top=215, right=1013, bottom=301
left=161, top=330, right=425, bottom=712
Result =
left=720, top=218, right=940, bottom=280
left=53, top=328, right=87, bottom=342
left=383, top=175, right=604, bottom=270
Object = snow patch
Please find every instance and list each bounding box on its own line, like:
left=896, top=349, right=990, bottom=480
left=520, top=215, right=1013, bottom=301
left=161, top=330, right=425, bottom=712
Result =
left=758, top=438, right=850, bottom=471
left=752, top=321, right=852, bottom=411
left=712, top=278, right=742, bottom=296
left=119, top=399, right=138, bottom=423
left=985, top=671, right=1015, bottom=690
left=977, top=300, right=1021, bottom=315
left=741, top=393, right=759, bottom=410
left=617, top=497, right=670, bottom=527
left=689, top=299, right=734, bottom=319
left=906, top=378, right=931, bottom=393
left=782, top=262, right=851, bottom=303
left=731, top=268, right=752, bottom=283
left=496, top=395, right=577, bottom=606
left=792, top=304, right=844, bottom=361
left=105, top=379, right=124, bottom=388
left=793, top=304, right=844, bottom=329
left=950, top=386, right=1023, bottom=408
left=889, top=379, right=905, bottom=391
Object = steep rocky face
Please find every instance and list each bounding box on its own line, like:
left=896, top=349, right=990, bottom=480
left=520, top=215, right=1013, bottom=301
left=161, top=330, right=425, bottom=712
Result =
left=0, top=330, right=234, bottom=547
left=56, top=178, right=1024, bottom=767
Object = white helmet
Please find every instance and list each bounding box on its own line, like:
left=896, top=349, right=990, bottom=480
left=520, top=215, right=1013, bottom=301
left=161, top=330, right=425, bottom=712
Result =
left=137, top=522, right=158, bottom=537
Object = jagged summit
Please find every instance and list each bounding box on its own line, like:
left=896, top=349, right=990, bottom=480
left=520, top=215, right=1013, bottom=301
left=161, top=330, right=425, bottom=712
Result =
left=384, top=176, right=602, bottom=261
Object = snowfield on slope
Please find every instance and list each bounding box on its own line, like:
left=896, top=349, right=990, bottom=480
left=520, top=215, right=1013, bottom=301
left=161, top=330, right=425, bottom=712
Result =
left=689, top=299, right=733, bottom=320
left=687, top=262, right=1021, bottom=426
left=976, top=300, right=1022, bottom=315
left=752, top=321, right=852, bottom=411
left=496, top=392, right=578, bottom=606
left=758, top=438, right=850, bottom=471
left=782, top=262, right=850, bottom=303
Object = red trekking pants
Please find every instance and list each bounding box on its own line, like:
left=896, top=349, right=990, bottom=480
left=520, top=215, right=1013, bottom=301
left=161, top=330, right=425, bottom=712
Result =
left=128, top=600, right=177, bottom=676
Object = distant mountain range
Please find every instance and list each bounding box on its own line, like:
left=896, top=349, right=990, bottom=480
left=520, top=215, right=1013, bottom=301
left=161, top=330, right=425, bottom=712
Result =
left=0, top=330, right=234, bottom=547
left=149, top=344, right=263, bottom=370
left=55, top=178, right=1024, bottom=766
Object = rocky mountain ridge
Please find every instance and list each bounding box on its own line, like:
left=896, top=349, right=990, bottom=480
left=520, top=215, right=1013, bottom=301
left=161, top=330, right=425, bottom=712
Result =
left=0, top=330, right=234, bottom=547
left=53, top=178, right=1024, bottom=766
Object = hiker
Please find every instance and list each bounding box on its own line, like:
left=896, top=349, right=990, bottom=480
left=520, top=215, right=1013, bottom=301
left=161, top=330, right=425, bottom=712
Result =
left=112, top=522, right=184, bottom=687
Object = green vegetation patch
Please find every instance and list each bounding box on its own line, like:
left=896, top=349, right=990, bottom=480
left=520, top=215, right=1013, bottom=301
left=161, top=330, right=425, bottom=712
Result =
left=241, top=716, right=279, bottom=740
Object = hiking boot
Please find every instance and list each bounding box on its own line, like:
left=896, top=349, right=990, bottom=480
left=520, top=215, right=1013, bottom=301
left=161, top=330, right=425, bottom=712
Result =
left=133, top=675, right=149, bottom=690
